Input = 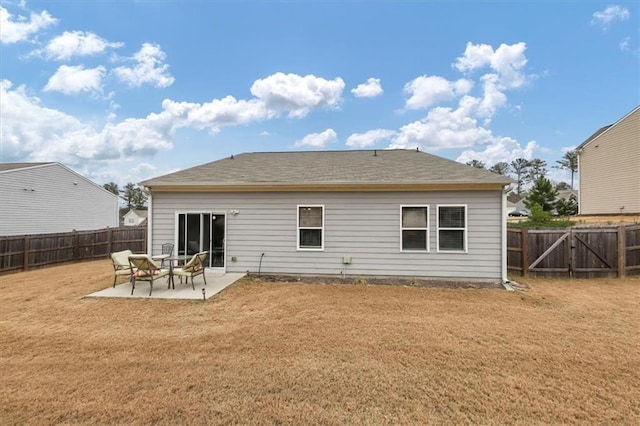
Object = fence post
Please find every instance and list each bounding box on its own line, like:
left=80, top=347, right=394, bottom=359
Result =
left=522, top=228, right=529, bottom=278
left=618, top=225, right=626, bottom=278
left=107, top=227, right=112, bottom=255
left=73, top=230, right=79, bottom=261
left=23, top=236, right=30, bottom=271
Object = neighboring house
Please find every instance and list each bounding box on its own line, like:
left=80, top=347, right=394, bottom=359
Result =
left=0, top=163, right=119, bottom=236
left=576, top=105, right=640, bottom=215
left=140, top=150, right=513, bottom=282
left=123, top=209, right=148, bottom=226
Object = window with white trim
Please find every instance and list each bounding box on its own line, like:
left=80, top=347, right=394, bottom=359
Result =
left=437, top=205, right=467, bottom=252
left=297, top=206, right=323, bottom=250
left=401, top=206, right=429, bottom=251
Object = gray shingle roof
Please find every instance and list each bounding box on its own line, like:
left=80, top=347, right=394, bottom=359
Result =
left=576, top=125, right=612, bottom=150
left=141, top=150, right=512, bottom=188
left=0, top=162, right=54, bottom=172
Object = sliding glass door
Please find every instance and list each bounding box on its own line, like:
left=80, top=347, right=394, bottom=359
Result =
left=176, top=212, right=225, bottom=268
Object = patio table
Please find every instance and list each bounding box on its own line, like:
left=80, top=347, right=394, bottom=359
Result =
left=165, top=255, right=191, bottom=289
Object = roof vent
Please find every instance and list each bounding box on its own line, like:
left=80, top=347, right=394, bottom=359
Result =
left=416, top=147, right=420, bottom=152
left=230, top=154, right=234, bottom=159
left=373, top=150, right=377, bottom=157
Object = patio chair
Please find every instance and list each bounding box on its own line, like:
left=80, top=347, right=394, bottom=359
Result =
left=172, top=251, right=208, bottom=290
left=153, top=243, right=174, bottom=268
left=128, top=255, right=171, bottom=296
left=110, top=249, right=133, bottom=287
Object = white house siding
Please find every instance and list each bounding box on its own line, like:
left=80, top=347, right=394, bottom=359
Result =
left=579, top=107, right=640, bottom=215
left=0, top=164, right=119, bottom=236
left=150, top=190, right=504, bottom=280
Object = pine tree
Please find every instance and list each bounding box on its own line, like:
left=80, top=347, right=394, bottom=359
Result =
left=524, top=176, right=558, bottom=212
left=466, top=159, right=486, bottom=169
left=489, top=162, right=510, bottom=175
left=554, top=150, right=578, bottom=189
left=510, top=158, right=530, bottom=195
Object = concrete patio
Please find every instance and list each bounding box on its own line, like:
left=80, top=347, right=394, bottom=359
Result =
left=86, top=271, right=246, bottom=300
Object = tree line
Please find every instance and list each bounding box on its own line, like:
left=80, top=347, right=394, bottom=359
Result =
left=466, top=150, right=579, bottom=216
left=103, top=182, right=148, bottom=210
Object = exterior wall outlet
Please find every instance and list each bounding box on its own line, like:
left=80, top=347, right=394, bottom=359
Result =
left=231, top=256, right=237, bottom=262
left=342, top=256, right=351, bottom=264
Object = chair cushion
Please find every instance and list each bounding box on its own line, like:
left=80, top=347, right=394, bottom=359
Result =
left=111, top=250, right=133, bottom=267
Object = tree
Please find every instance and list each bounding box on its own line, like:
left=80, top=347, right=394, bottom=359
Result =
left=489, top=162, right=510, bottom=175
left=555, top=194, right=578, bottom=216
left=103, top=182, right=119, bottom=196
left=510, top=158, right=530, bottom=195
left=554, top=150, right=578, bottom=189
left=527, top=158, right=548, bottom=184
left=524, top=176, right=558, bottom=212
left=466, top=159, right=486, bottom=169
left=120, top=182, right=147, bottom=210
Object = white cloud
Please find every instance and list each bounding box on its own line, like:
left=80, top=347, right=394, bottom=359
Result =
left=250, top=72, right=345, bottom=118
left=390, top=106, right=494, bottom=150
left=1, top=79, right=173, bottom=166
left=294, top=129, right=338, bottom=149
left=2, top=71, right=347, bottom=165
left=346, top=129, right=395, bottom=148
left=403, top=75, right=473, bottom=110
left=113, top=43, right=175, bottom=88
left=0, top=5, right=56, bottom=44
left=351, top=77, right=383, bottom=98
left=591, top=5, right=630, bottom=30
left=37, top=30, right=122, bottom=60
left=456, top=137, right=537, bottom=166
left=454, top=42, right=529, bottom=89
left=43, top=65, right=106, bottom=94
left=161, top=97, right=272, bottom=132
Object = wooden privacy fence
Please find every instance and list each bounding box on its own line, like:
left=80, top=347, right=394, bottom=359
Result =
left=507, top=224, right=640, bottom=278
left=0, top=226, right=147, bottom=273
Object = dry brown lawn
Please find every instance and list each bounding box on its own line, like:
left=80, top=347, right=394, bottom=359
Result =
left=1, top=261, right=639, bottom=425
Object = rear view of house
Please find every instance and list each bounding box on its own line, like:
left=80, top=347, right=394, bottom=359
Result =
left=576, top=106, right=640, bottom=215
left=0, top=163, right=119, bottom=236
left=141, top=150, right=513, bottom=282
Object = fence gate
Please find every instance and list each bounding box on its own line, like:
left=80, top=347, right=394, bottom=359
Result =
left=526, top=228, right=618, bottom=278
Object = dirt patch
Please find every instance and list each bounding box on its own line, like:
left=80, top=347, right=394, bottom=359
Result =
left=250, top=273, right=503, bottom=289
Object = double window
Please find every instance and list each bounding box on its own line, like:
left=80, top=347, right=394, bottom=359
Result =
left=401, top=206, right=429, bottom=251
left=297, top=205, right=324, bottom=250
left=437, top=205, right=467, bottom=252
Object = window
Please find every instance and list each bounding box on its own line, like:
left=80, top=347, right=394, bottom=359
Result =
left=297, top=206, right=323, bottom=250
left=401, top=206, right=429, bottom=251
left=437, top=205, right=467, bottom=252
left=128, top=218, right=135, bottom=224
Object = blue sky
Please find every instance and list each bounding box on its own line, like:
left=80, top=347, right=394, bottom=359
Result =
left=1, top=0, right=638, bottom=187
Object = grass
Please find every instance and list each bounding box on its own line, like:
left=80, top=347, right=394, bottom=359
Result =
left=1, top=260, right=639, bottom=424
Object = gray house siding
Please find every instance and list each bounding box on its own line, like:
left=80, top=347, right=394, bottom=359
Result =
left=0, top=164, right=119, bottom=236
left=150, top=190, right=504, bottom=280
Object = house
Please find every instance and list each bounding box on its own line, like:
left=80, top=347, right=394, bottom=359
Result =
left=123, top=209, right=148, bottom=226
left=140, top=150, right=513, bottom=282
left=0, top=163, right=119, bottom=236
left=576, top=105, right=640, bottom=215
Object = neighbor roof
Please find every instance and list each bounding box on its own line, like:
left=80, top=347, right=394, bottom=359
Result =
left=141, top=150, right=512, bottom=190
left=0, top=162, right=54, bottom=173
left=576, top=105, right=640, bottom=150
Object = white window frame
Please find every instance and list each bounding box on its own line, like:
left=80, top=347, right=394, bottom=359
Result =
left=297, top=205, right=324, bottom=251
left=436, top=204, right=468, bottom=253
left=400, top=205, right=430, bottom=252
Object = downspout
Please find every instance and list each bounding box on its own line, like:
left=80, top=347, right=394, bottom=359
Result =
left=502, top=183, right=514, bottom=286
left=143, top=187, right=153, bottom=255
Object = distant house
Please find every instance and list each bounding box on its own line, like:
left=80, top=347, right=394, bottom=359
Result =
left=123, top=209, right=148, bottom=226
left=0, top=163, right=119, bottom=236
left=576, top=106, right=640, bottom=215
left=140, top=150, right=513, bottom=283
